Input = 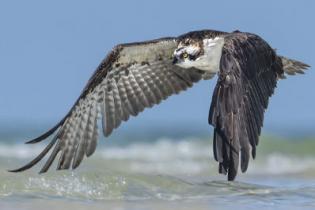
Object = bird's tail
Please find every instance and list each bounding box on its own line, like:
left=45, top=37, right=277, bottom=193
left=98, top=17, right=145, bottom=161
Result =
left=279, top=56, right=310, bottom=77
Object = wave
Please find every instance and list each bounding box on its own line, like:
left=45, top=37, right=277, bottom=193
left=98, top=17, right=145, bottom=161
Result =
left=1, top=138, right=315, bottom=176
left=1, top=138, right=315, bottom=206
left=249, top=153, right=315, bottom=175
left=0, top=137, right=209, bottom=159
left=2, top=172, right=315, bottom=203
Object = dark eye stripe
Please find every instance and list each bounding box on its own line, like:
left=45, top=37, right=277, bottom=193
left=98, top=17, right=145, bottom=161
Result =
left=175, top=47, right=184, bottom=53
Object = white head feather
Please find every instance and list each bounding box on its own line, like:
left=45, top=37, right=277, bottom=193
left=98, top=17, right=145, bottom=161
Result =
left=173, top=37, right=225, bottom=74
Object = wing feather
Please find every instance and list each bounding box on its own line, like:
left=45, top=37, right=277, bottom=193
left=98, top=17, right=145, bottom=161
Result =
left=122, top=74, right=143, bottom=115
left=128, top=70, right=149, bottom=108
left=209, top=32, right=284, bottom=180
left=71, top=100, right=91, bottom=169
left=116, top=78, right=135, bottom=119
left=39, top=140, right=61, bottom=173
left=86, top=102, right=99, bottom=156
left=141, top=71, right=160, bottom=104
left=132, top=68, right=153, bottom=107
left=111, top=81, right=123, bottom=129
left=103, top=82, right=116, bottom=136
left=11, top=37, right=205, bottom=173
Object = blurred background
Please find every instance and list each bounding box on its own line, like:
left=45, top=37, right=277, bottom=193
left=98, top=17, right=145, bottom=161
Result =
left=0, top=1, right=314, bottom=209
left=0, top=0, right=314, bottom=136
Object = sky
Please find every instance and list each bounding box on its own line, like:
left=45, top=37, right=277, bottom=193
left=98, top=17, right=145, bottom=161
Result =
left=0, top=0, right=314, bottom=135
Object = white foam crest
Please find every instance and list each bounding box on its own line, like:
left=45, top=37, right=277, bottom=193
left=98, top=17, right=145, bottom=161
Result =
left=99, top=138, right=213, bottom=175
left=0, top=138, right=211, bottom=160
left=0, top=143, right=45, bottom=159
left=2, top=140, right=315, bottom=176
left=0, top=138, right=213, bottom=175
left=100, top=138, right=211, bottom=161
left=249, top=153, right=315, bottom=175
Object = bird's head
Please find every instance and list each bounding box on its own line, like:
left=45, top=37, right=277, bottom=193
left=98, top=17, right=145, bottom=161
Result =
left=172, top=33, right=225, bottom=72
left=172, top=39, right=203, bottom=67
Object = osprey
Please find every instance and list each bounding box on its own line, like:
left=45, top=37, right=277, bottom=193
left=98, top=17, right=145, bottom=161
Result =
left=10, top=29, right=310, bottom=181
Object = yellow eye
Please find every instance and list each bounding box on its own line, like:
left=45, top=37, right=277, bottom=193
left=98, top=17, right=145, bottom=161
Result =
left=183, top=52, right=189, bottom=59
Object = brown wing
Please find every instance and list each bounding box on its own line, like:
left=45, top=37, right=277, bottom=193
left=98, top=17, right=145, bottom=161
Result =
left=10, top=37, right=205, bottom=173
left=208, top=32, right=284, bottom=181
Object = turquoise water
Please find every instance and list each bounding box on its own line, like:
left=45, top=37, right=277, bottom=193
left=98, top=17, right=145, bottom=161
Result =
left=1, top=131, right=315, bottom=210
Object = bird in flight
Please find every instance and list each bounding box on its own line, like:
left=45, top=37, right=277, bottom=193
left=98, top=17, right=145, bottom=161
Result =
left=10, top=29, right=309, bottom=181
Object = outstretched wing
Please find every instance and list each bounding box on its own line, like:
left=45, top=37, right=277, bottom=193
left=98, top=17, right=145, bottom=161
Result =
left=11, top=37, right=205, bottom=173
left=208, top=32, right=284, bottom=181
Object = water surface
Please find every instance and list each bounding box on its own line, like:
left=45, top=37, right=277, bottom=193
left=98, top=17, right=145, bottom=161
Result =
left=1, top=134, right=315, bottom=210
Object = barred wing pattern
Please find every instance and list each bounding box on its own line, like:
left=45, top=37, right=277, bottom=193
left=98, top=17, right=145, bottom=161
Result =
left=208, top=33, right=284, bottom=181
left=11, top=38, right=205, bottom=173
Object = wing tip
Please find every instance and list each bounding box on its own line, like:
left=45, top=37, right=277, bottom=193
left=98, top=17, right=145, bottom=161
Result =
left=227, top=171, right=237, bottom=181
left=8, top=168, right=24, bottom=173
left=9, top=134, right=59, bottom=173
left=8, top=161, right=37, bottom=173
left=25, top=121, right=63, bottom=144
left=25, top=137, right=44, bottom=144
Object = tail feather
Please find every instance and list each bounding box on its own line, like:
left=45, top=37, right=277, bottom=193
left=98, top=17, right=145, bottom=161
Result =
left=279, top=56, right=310, bottom=76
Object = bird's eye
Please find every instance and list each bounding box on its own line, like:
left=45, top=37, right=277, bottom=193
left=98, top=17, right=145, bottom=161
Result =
left=182, top=52, right=189, bottom=59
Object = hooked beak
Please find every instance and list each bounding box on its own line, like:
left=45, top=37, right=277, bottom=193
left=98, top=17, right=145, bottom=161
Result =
left=172, top=56, right=178, bottom=64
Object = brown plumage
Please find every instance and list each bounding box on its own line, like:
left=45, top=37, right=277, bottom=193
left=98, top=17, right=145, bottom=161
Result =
left=209, top=32, right=283, bottom=180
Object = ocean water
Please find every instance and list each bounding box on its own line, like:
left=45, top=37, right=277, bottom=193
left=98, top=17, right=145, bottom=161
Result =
left=1, top=130, right=315, bottom=210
